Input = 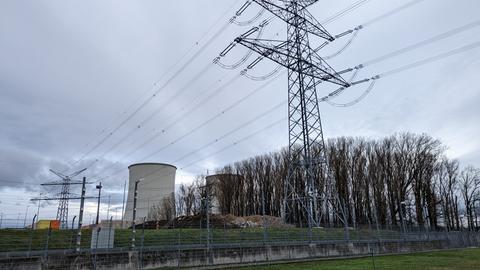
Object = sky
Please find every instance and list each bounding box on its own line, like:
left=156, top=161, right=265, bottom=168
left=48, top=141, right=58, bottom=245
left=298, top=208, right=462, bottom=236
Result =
left=1, top=0, right=479, bottom=227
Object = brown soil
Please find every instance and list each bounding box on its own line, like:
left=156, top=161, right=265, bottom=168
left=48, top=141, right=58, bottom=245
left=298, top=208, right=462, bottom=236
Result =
left=140, top=214, right=291, bottom=229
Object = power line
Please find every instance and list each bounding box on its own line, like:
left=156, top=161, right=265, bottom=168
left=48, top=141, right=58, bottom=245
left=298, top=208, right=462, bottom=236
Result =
left=75, top=0, right=419, bottom=175
left=91, top=73, right=282, bottom=180
left=138, top=75, right=282, bottom=162
left=321, top=0, right=373, bottom=25
left=362, top=19, right=480, bottom=67
left=69, top=0, right=243, bottom=168
left=377, top=40, right=480, bottom=78
left=88, top=75, right=231, bottom=175
left=73, top=0, right=390, bottom=176
left=89, top=74, right=243, bottom=178
left=91, top=4, right=476, bottom=181
left=321, top=40, right=480, bottom=105
left=362, top=0, right=428, bottom=27
left=100, top=116, right=287, bottom=185
left=82, top=63, right=217, bottom=170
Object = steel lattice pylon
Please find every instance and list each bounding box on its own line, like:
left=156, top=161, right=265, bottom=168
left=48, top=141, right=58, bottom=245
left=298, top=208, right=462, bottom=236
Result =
left=219, top=0, right=352, bottom=234
left=38, top=168, right=87, bottom=229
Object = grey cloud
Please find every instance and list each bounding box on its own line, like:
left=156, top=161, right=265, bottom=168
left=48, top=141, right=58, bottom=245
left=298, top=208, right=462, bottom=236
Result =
left=1, top=0, right=480, bottom=220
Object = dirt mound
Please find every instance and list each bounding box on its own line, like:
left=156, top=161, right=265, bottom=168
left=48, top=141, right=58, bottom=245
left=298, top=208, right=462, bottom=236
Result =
left=140, top=214, right=290, bottom=229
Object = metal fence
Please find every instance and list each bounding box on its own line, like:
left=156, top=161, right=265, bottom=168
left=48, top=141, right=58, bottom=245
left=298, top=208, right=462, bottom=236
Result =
left=0, top=219, right=479, bottom=269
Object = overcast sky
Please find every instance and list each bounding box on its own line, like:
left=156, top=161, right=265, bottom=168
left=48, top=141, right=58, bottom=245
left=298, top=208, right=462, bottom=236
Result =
left=1, top=0, right=479, bottom=226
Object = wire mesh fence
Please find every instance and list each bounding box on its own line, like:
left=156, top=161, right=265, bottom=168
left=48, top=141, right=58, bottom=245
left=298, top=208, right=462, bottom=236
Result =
left=0, top=218, right=479, bottom=269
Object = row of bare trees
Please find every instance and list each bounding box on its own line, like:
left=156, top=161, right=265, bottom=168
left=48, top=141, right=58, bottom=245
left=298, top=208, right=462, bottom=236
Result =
left=171, top=133, right=479, bottom=230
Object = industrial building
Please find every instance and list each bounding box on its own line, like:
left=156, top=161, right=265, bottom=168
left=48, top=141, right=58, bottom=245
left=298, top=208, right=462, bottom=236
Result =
left=123, top=163, right=176, bottom=222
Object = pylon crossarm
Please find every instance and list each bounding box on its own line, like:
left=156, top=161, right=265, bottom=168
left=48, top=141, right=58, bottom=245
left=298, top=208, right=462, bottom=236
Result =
left=68, top=168, right=87, bottom=178
left=252, top=0, right=333, bottom=40
left=49, top=169, right=67, bottom=179
left=309, top=50, right=350, bottom=86
left=236, top=37, right=349, bottom=86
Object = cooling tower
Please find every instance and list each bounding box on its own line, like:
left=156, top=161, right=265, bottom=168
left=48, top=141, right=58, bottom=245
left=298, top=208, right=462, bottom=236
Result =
left=123, top=163, right=176, bottom=222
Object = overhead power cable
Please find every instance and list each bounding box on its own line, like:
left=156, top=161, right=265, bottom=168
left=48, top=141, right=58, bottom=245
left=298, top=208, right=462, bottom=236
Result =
left=362, top=19, right=480, bottom=67
left=90, top=22, right=480, bottom=182
left=97, top=116, right=286, bottom=182
left=173, top=101, right=286, bottom=164
left=237, top=0, right=382, bottom=79
left=96, top=0, right=460, bottom=179
left=320, top=0, right=373, bottom=25
left=70, top=0, right=242, bottom=167
left=377, top=40, right=480, bottom=78
left=362, top=0, right=427, bottom=27
left=82, top=63, right=216, bottom=169
left=89, top=75, right=232, bottom=175
left=128, top=75, right=242, bottom=156
left=91, top=71, right=283, bottom=180
left=138, top=74, right=284, bottom=162
left=317, top=18, right=480, bottom=104
left=321, top=40, right=480, bottom=105
left=245, top=0, right=427, bottom=80
left=85, top=0, right=450, bottom=181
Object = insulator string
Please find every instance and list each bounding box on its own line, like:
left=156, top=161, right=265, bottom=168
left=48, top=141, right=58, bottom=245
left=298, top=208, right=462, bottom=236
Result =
left=230, top=8, right=265, bottom=26
left=323, top=30, right=360, bottom=60
left=242, top=64, right=282, bottom=81
left=326, top=80, right=377, bottom=107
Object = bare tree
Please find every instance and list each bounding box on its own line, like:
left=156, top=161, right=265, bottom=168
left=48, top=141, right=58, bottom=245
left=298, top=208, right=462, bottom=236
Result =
left=459, top=166, right=480, bottom=230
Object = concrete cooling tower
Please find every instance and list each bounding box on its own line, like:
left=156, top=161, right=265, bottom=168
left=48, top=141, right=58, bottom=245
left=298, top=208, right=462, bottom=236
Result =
left=123, top=163, right=176, bottom=222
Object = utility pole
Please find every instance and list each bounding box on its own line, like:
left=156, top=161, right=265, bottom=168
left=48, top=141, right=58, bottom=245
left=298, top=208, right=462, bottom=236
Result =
left=76, top=177, right=87, bottom=252
left=217, top=0, right=351, bottom=237
left=95, top=182, right=103, bottom=225
left=36, top=192, right=43, bottom=219
left=121, top=179, right=126, bottom=228
left=72, top=216, right=77, bottom=230
left=199, top=182, right=213, bottom=265
left=261, top=181, right=268, bottom=243
left=23, top=205, right=31, bottom=228
left=106, top=195, right=111, bottom=222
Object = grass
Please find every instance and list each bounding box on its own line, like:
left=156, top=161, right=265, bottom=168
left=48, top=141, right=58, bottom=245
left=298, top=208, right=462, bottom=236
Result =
left=0, top=227, right=408, bottom=252
left=0, top=229, right=92, bottom=252
left=229, top=248, right=480, bottom=270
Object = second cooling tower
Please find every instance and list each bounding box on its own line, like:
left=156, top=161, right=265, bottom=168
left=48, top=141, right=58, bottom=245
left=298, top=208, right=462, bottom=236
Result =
left=123, top=163, right=176, bottom=222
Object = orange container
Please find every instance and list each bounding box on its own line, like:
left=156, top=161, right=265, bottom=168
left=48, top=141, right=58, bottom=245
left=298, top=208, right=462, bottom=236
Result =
left=49, top=220, right=60, bottom=230
left=36, top=220, right=61, bottom=230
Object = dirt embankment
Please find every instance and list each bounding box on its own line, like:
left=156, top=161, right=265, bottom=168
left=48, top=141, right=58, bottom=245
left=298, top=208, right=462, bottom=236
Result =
left=140, top=214, right=291, bottom=229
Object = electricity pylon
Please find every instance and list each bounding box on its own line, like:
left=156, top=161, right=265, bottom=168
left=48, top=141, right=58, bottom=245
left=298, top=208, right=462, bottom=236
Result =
left=36, top=168, right=87, bottom=228
left=218, top=0, right=352, bottom=234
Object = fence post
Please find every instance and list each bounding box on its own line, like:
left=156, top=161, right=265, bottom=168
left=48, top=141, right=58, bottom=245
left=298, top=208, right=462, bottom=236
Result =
left=131, top=179, right=141, bottom=249
left=93, top=226, right=101, bottom=270
left=108, top=216, right=113, bottom=250
left=370, top=247, right=377, bottom=270
left=139, top=217, right=146, bottom=270
left=69, top=215, right=76, bottom=249
left=76, top=177, right=87, bottom=252
left=176, top=230, right=180, bottom=269
left=43, top=221, right=52, bottom=264
left=27, top=214, right=37, bottom=256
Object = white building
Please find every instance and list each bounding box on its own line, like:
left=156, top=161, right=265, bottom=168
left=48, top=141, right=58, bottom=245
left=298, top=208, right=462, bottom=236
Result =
left=123, top=163, right=176, bottom=222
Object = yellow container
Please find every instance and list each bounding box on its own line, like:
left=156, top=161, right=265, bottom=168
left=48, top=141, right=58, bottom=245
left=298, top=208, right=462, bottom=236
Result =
left=36, top=220, right=60, bottom=230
